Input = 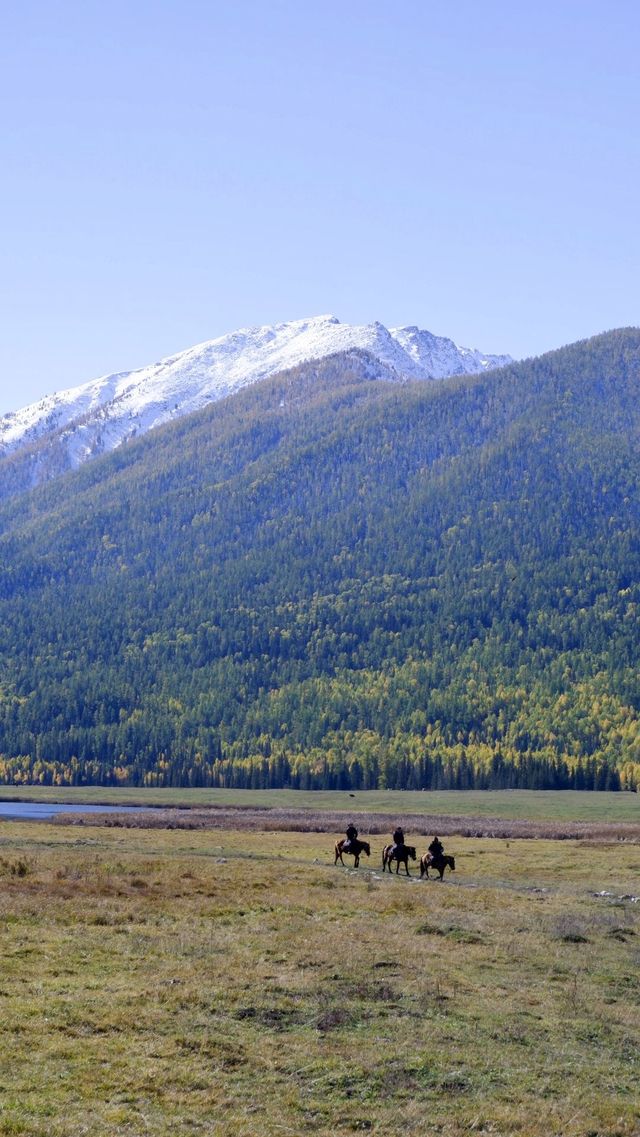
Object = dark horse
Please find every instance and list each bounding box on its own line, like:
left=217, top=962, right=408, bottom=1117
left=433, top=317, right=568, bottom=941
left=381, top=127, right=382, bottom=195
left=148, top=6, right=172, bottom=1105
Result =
left=334, top=837, right=371, bottom=868
left=382, top=844, right=417, bottom=875
left=420, top=852, right=456, bottom=880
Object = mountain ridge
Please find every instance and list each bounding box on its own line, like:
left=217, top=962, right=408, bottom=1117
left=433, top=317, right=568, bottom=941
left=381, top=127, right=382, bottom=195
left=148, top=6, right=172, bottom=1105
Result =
left=1, top=328, right=639, bottom=789
left=0, top=315, right=511, bottom=488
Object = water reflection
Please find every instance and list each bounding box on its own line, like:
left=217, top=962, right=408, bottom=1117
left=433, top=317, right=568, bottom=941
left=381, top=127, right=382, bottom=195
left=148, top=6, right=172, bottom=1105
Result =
left=0, top=801, right=142, bottom=820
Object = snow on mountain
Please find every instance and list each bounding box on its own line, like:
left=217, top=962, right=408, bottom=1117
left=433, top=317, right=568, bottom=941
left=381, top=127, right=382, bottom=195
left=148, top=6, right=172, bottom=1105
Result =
left=0, top=315, right=512, bottom=475
left=388, top=325, right=510, bottom=378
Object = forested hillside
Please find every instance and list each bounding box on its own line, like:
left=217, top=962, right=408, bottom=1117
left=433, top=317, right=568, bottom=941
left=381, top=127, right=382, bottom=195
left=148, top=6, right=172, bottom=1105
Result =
left=1, top=333, right=640, bottom=790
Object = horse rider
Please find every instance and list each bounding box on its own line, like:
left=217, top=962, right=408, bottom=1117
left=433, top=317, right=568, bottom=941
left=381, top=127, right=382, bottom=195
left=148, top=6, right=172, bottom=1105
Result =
left=344, top=822, right=358, bottom=851
left=392, top=826, right=405, bottom=854
left=428, top=835, right=444, bottom=861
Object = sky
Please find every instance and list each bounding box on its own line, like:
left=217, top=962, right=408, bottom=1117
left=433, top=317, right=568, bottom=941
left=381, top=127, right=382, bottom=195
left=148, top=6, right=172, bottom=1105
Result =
left=1, top=0, right=639, bottom=414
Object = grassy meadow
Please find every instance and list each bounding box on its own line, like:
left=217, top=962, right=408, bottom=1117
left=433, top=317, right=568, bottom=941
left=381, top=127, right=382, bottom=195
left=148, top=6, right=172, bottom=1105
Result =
left=0, top=819, right=638, bottom=1136
left=1, top=786, right=640, bottom=823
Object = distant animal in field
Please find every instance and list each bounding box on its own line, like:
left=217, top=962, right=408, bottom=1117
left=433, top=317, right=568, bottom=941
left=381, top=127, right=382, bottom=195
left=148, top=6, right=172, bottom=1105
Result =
left=382, top=844, right=417, bottom=875
left=420, top=852, right=456, bottom=880
left=334, top=837, right=371, bottom=868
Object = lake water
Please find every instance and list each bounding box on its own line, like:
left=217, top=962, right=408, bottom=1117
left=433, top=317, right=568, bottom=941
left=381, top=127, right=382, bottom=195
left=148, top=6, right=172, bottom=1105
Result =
left=0, top=801, right=144, bottom=821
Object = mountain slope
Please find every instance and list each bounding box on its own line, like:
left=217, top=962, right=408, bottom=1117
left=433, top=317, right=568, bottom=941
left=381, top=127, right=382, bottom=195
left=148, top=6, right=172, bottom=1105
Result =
left=0, top=315, right=511, bottom=491
left=0, top=330, right=639, bottom=790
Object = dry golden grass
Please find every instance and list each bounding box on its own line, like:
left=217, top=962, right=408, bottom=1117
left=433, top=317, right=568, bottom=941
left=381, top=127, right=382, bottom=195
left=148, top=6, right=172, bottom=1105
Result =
left=0, top=823, right=638, bottom=1136
left=65, top=802, right=640, bottom=842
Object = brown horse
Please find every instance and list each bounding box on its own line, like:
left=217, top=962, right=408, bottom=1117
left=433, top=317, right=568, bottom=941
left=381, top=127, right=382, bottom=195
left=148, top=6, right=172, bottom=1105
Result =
left=334, top=837, right=371, bottom=868
left=382, top=844, right=417, bottom=875
left=420, top=852, right=456, bottom=880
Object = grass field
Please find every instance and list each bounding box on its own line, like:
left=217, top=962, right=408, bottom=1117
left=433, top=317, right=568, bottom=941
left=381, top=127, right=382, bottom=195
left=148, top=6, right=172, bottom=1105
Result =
left=1, top=786, right=640, bottom=823
left=0, top=821, right=638, bottom=1136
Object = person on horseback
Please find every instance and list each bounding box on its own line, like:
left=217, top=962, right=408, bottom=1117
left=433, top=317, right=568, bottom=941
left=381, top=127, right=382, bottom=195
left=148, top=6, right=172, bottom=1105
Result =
left=344, top=822, right=358, bottom=852
left=392, top=826, right=405, bottom=854
left=428, top=835, right=444, bottom=861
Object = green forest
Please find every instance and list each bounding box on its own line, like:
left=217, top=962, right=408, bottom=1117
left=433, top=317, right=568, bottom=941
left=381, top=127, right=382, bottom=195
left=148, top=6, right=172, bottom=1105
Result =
left=1, top=331, right=640, bottom=790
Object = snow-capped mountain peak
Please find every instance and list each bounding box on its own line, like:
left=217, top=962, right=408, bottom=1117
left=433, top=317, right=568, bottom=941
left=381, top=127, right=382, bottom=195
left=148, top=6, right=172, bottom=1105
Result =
left=0, top=315, right=512, bottom=481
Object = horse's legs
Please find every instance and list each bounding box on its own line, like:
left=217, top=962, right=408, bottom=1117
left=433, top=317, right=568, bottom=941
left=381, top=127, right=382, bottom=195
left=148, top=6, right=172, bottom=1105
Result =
left=354, top=855, right=360, bottom=868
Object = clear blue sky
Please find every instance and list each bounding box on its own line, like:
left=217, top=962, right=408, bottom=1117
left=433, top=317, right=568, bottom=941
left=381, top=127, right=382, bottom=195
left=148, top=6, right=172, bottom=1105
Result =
left=2, top=0, right=639, bottom=413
